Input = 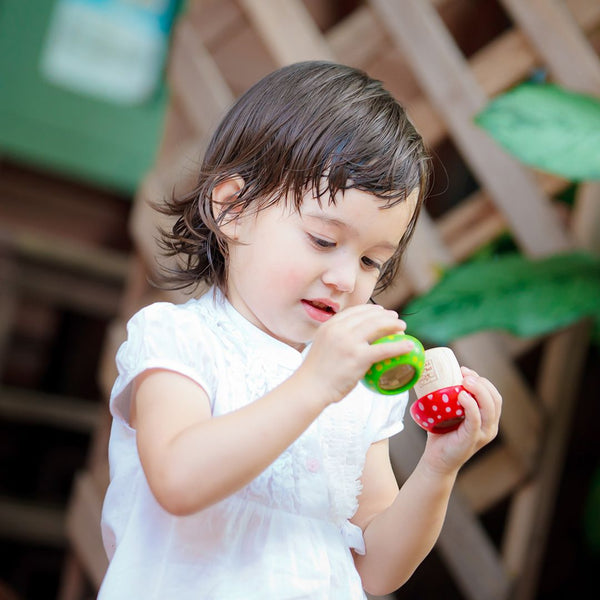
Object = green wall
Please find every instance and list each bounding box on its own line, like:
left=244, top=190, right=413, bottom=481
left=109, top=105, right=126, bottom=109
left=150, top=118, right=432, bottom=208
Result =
left=0, top=0, right=175, bottom=194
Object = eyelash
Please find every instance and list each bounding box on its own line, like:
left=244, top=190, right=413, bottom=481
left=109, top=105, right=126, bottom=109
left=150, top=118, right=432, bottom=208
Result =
left=362, top=257, right=383, bottom=271
left=308, top=234, right=336, bottom=249
left=308, top=234, right=383, bottom=271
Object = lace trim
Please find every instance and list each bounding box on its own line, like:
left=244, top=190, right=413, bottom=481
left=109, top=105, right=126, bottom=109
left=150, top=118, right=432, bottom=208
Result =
left=201, top=296, right=369, bottom=522
left=320, top=395, right=369, bottom=526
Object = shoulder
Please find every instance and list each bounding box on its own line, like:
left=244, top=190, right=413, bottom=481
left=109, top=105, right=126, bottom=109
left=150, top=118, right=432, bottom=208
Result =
left=118, top=294, right=232, bottom=369
left=110, top=295, right=227, bottom=421
left=128, top=296, right=206, bottom=327
left=125, top=293, right=223, bottom=343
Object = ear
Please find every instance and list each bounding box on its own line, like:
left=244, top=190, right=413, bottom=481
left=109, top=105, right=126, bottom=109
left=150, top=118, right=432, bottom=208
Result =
left=211, top=176, right=245, bottom=239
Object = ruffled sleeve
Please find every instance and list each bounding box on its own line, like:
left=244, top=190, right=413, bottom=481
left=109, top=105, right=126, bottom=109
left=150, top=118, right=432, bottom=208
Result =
left=110, top=301, right=218, bottom=425
left=366, top=389, right=409, bottom=443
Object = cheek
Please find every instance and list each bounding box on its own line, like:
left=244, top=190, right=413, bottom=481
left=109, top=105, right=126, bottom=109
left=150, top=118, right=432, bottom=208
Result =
left=272, top=251, right=315, bottom=292
left=278, top=264, right=308, bottom=289
left=354, top=273, right=379, bottom=303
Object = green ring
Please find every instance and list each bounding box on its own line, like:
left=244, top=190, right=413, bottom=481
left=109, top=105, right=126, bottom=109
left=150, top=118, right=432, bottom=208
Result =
left=362, top=334, right=425, bottom=395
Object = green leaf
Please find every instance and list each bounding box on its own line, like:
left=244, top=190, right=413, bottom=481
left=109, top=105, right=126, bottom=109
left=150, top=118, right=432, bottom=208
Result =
left=475, top=83, right=600, bottom=181
left=404, top=252, right=600, bottom=345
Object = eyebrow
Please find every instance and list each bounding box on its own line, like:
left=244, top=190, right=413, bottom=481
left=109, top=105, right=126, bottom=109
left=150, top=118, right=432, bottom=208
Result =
left=302, top=212, right=398, bottom=252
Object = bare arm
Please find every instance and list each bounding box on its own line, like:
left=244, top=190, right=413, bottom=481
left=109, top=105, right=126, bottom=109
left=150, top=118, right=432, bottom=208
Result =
left=352, top=440, right=456, bottom=595
left=133, top=366, right=327, bottom=515
left=133, top=303, right=412, bottom=516
left=352, top=368, right=502, bottom=596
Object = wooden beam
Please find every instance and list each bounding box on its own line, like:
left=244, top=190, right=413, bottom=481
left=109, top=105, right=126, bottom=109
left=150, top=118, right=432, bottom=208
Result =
left=327, top=6, right=388, bottom=67
left=499, top=0, right=600, bottom=96
left=0, top=227, right=127, bottom=317
left=438, top=487, right=511, bottom=600
left=168, top=19, right=235, bottom=137
left=370, top=0, right=573, bottom=258
left=458, top=446, right=527, bottom=514
left=154, top=101, right=197, bottom=169
left=0, top=386, right=100, bottom=433
left=237, top=0, right=336, bottom=65
left=502, top=320, right=591, bottom=599
left=397, top=210, right=454, bottom=294
left=0, top=255, right=17, bottom=370
left=375, top=166, right=570, bottom=310
left=189, top=0, right=244, bottom=50
left=14, top=261, right=123, bottom=318
left=0, top=496, right=65, bottom=546
left=65, top=472, right=108, bottom=589
left=390, top=419, right=511, bottom=600
left=57, top=554, right=88, bottom=600
left=572, top=182, right=600, bottom=253
left=130, top=171, right=181, bottom=276
left=325, top=1, right=600, bottom=148
left=0, top=229, right=129, bottom=282
left=499, top=0, right=600, bottom=259
left=453, top=332, right=541, bottom=472
left=437, top=170, right=567, bottom=261
left=98, top=320, right=126, bottom=402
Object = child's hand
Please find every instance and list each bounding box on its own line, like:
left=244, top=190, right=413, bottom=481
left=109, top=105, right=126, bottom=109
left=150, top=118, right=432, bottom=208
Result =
left=421, top=366, right=502, bottom=475
left=298, top=304, right=414, bottom=405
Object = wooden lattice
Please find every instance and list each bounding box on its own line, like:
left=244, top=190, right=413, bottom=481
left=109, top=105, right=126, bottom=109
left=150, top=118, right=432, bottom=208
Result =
left=61, top=2, right=600, bottom=599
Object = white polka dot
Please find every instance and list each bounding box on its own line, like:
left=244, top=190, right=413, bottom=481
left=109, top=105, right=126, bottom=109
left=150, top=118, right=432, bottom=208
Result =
left=428, top=418, right=434, bottom=423
left=456, top=409, right=463, bottom=416
left=428, top=394, right=433, bottom=399
left=445, top=407, right=451, bottom=413
left=432, top=405, right=438, bottom=411
left=442, top=394, right=449, bottom=403
left=418, top=402, right=425, bottom=410
left=437, top=415, right=442, bottom=419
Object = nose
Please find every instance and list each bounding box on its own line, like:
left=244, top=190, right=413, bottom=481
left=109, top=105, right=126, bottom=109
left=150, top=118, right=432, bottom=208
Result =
left=321, top=255, right=357, bottom=293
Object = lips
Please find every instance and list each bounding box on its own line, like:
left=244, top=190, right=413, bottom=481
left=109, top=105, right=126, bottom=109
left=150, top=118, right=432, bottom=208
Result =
left=301, top=299, right=339, bottom=323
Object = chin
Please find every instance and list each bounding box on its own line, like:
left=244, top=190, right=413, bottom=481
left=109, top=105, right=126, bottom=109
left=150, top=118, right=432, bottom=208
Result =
left=278, top=330, right=313, bottom=351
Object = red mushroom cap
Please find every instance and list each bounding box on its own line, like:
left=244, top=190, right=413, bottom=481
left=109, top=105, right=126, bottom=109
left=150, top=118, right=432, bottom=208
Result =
left=409, top=385, right=466, bottom=433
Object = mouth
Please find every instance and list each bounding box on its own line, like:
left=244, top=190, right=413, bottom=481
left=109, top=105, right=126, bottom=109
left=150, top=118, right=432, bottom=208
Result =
left=301, top=299, right=339, bottom=322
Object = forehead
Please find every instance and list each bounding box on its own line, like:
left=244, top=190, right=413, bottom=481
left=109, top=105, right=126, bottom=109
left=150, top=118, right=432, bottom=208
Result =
left=300, top=187, right=418, bottom=245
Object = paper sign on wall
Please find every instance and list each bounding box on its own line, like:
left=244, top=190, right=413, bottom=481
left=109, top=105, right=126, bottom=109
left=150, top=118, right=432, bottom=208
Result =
left=40, top=0, right=177, bottom=104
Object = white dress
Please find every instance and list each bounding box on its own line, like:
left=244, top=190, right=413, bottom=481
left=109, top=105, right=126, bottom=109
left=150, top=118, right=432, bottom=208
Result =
left=98, top=289, right=408, bottom=600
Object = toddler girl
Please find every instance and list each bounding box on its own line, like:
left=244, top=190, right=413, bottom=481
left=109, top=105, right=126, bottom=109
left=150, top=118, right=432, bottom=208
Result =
left=98, top=61, right=502, bottom=599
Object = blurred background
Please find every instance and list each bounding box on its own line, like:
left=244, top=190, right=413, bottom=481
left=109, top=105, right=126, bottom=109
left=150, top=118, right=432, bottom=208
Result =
left=0, top=1, right=599, bottom=599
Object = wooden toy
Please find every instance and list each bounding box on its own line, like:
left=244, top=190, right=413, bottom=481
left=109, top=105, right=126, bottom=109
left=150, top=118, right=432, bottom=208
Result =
left=362, top=333, right=425, bottom=395
left=410, top=347, right=467, bottom=433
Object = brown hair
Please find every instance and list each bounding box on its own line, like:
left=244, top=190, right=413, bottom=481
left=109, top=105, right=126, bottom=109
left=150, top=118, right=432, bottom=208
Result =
left=157, top=61, right=430, bottom=294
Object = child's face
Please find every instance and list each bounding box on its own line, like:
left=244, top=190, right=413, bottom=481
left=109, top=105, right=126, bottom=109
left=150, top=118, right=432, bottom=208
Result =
left=225, top=186, right=419, bottom=351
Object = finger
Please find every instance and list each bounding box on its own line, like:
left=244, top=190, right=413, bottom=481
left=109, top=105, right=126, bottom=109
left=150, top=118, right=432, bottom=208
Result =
left=457, top=389, right=481, bottom=431
left=369, top=338, right=417, bottom=363
left=336, top=302, right=405, bottom=326
left=461, top=366, right=479, bottom=378
left=468, top=375, right=503, bottom=420
left=334, top=307, right=406, bottom=341
left=461, top=377, right=500, bottom=435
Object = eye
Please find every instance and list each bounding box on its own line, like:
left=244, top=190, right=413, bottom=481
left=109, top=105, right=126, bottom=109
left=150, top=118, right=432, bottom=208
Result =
left=308, top=234, right=336, bottom=249
left=361, top=256, right=383, bottom=271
